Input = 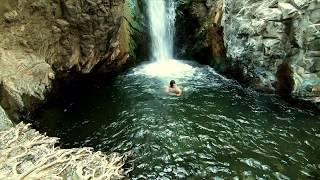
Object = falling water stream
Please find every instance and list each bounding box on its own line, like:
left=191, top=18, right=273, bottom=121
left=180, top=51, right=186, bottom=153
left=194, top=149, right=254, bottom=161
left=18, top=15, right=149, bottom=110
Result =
left=32, top=0, right=320, bottom=179
left=147, top=0, right=175, bottom=60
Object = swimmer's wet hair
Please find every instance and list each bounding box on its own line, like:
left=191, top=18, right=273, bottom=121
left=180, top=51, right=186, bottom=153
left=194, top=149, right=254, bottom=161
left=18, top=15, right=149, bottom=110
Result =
left=170, top=80, right=175, bottom=88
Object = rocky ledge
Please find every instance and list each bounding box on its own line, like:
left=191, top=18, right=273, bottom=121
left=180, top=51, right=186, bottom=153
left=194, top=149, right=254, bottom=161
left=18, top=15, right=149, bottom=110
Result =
left=0, top=123, right=130, bottom=179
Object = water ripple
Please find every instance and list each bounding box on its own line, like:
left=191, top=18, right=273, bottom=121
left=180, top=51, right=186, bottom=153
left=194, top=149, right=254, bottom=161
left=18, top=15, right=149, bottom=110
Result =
left=34, top=61, right=320, bottom=179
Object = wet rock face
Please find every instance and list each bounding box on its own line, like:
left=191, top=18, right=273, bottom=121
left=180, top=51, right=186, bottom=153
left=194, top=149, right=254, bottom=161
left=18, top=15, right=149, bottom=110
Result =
left=222, top=0, right=320, bottom=99
left=175, top=0, right=225, bottom=66
left=276, top=62, right=295, bottom=97
left=0, top=0, right=132, bottom=120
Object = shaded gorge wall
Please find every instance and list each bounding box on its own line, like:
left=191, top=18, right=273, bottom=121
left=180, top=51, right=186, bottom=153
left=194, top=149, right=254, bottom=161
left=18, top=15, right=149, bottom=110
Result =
left=175, top=0, right=226, bottom=71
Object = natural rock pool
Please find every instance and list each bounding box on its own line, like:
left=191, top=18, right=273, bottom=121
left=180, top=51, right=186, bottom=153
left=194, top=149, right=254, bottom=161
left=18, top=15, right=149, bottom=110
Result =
left=32, top=60, right=320, bottom=179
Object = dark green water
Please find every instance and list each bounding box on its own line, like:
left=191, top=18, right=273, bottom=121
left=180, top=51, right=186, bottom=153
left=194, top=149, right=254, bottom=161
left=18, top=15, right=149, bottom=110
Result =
left=33, top=60, right=320, bottom=179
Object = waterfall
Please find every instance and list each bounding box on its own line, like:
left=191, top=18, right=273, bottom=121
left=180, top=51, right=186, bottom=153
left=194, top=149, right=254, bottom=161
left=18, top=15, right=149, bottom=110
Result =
left=147, top=0, right=176, bottom=61
left=139, top=0, right=194, bottom=80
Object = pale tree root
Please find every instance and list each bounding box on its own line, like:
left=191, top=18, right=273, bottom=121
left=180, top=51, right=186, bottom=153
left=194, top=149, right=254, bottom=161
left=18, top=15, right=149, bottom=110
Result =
left=0, top=123, right=132, bottom=180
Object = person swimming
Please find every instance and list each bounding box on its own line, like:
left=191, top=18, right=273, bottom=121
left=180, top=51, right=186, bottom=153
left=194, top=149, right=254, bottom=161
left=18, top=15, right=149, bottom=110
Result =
left=165, top=80, right=182, bottom=96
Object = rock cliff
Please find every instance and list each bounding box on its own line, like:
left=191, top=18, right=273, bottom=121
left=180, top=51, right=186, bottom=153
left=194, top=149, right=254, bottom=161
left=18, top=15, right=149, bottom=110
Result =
left=0, top=0, right=135, bottom=121
left=223, top=0, right=320, bottom=102
left=176, top=0, right=319, bottom=105
left=175, top=0, right=226, bottom=70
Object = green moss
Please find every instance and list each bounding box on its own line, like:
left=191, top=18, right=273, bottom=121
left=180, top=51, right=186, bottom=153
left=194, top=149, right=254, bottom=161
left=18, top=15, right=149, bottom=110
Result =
left=126, top=0, right=150, bottom=64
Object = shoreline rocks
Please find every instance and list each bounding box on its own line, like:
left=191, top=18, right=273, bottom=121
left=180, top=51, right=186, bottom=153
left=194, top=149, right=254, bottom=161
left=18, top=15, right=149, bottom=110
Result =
left=0, top=123, right=130, bottom=179
left=0, top=48, right=54, bottom=121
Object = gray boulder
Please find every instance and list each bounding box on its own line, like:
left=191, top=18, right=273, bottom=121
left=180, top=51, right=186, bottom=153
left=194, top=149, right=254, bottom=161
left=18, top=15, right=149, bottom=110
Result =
left=0, top=48, right=54, bottom=120
left=0, top=105, right=13, bottom=131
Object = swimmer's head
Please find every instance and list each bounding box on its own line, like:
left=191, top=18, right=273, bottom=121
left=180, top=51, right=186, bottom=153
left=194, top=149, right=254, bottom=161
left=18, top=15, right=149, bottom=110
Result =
left=170, top=80, right=176, bottom=88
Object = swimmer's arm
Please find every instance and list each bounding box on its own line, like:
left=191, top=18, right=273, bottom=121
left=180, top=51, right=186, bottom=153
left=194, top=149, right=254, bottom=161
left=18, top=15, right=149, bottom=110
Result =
left=165, top=86, right=169, bottom=94
left=176, top=88, right=182, bottom=96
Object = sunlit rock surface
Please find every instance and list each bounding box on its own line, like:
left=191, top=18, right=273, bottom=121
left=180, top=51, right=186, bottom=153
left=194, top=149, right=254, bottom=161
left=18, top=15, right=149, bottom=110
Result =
left=0, top=123, right=130, bottom=179
left=223, top=0, right=320, bottom=102
left=0, top=0, right=130, bottom=74
left=0, top=0, right=133, bottom=121
left=0, top=48, right=54, bottom=120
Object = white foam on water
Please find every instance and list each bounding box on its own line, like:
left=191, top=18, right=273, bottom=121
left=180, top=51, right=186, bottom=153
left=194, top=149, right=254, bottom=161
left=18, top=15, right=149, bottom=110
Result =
left=133, top=59, right=195, bottom=80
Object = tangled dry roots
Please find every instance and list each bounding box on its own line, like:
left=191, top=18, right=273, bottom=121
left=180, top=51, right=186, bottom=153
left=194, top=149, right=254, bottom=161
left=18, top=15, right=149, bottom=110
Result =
left=0, top=123, right=131, bottom=180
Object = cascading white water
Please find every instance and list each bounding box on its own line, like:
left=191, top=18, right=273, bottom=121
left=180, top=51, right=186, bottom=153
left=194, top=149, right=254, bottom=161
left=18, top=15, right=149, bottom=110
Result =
left=147, top=0, right=176, bottom=61
left=139, top=0, right=194, bottom=81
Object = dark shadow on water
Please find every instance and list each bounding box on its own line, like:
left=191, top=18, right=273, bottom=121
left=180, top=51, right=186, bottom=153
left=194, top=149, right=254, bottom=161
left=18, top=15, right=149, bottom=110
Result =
left=29, top=72, right=122, bottom=148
